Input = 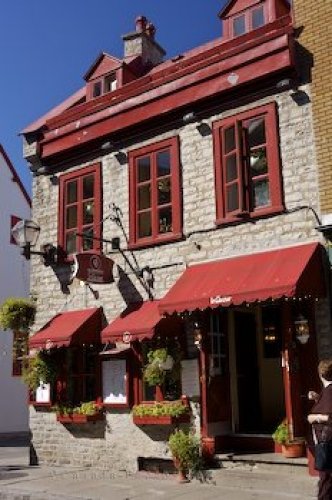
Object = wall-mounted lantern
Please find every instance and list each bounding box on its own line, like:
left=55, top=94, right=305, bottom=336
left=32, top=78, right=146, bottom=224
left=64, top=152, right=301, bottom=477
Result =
left=11, top=219, right=58, bottom=266
left=294, top=314, right=310, bottom=345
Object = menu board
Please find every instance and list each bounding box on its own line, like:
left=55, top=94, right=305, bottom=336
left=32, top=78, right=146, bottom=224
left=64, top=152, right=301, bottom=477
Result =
left=35, top=382, right=51, bottom=403
left=181, top=359, right=200, bottom=398
left=102, top=359, right=127, bottom=404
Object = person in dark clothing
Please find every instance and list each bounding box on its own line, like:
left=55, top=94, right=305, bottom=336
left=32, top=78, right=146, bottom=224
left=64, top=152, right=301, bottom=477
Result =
left=308, top=359, right=332, bottom=500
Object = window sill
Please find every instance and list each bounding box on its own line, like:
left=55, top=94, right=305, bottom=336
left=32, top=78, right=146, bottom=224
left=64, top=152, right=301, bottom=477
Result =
left=215, top=205, right=284, bottom=226
left=103, top=403, right=130, bottom=410
left=29, top=402, right=52, bottom=408
left=128, top=232, right=183, bottom=251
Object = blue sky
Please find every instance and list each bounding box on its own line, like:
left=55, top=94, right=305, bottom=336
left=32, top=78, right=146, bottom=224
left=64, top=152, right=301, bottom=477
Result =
left=0, top=1, right=226, bottom=194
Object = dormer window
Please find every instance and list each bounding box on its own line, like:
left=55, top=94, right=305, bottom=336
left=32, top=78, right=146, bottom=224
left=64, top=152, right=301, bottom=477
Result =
left=232, top=5, right=265, bottom=37
left=91, top=73, right=117, bottom=100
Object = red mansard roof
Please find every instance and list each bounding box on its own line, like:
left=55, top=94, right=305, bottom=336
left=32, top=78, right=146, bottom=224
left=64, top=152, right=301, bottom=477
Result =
left=23, top=13, right=294, bottom=161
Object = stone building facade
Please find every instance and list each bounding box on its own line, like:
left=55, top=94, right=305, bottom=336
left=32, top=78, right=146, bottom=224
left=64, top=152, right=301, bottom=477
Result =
left=22, top=0, right=332, bottom=471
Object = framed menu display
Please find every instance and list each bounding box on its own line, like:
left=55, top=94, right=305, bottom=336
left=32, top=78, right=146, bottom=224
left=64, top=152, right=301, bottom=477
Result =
left=102, top=359, right=127, bottom=405
left=181, top=359, right=200, bottom=398
left=35, top=382, right=51, bottom=404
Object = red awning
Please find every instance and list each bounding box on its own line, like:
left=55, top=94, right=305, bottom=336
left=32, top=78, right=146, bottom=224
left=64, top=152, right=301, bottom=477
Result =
left=101, top=301, right=162, bottom=343
left=159, top=243, right=326, bottom=315
left=29, top=308, right=102, bottom=349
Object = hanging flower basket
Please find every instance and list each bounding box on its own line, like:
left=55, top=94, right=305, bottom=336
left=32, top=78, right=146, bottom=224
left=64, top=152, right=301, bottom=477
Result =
left=0, top=297, right=36, bottom=333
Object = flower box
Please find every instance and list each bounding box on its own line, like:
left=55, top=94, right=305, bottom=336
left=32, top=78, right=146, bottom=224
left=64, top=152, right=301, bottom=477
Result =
left=133, top=414, right=190, bottom=426
left=56, top=413, right=104, bottom=424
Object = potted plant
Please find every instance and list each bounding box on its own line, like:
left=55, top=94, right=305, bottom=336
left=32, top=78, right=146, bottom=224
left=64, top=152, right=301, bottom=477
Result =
left=54, top=401, right=104, bottom=424
left=143, top=348, right=171, bottom=401
left=272, top=421, right=306, bottom=458
left=168, top=429, right=201, bottom=483
left=132, top=400, right=191, bottom=425
left=22, top=351, right=57, bottom=391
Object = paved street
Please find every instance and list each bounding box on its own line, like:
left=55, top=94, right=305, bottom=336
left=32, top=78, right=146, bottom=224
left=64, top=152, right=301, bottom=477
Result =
left=0, top=438, right=318, bottom=500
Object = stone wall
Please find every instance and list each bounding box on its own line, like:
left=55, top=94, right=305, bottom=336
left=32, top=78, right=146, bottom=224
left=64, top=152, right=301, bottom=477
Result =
left=29, top=84, right=332, bottom=469
left=30, top=403, right=200, bottom=472
left=32, top=86, right=325, bottom=330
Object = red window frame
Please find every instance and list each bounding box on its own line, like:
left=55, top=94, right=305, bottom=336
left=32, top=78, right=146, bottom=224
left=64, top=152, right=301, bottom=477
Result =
left=128, top=137, right=182, bottom=249
left=58, top=163, right=102, bottom=256
left=213, top=102, right=283, bottom=224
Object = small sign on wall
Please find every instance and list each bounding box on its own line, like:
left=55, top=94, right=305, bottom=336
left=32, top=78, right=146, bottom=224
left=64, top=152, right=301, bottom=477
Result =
left=102, top=359, right=127, bottom=404
left=181, top=359, right=200, bottom=398
left=35, top=382, right=51, bottom=404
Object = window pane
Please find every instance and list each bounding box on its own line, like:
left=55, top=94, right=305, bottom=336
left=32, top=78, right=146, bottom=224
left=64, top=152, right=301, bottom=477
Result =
left=138, top=185, right=151, bottom=210
left=226, top=184, right=239, bottom=212
left=158, top=178, right=171, bottom=205
left=233, top=15, right=246, bottom=36
left=226, top=154, right=238, bottom=182
left=67, top=181, right=77, bottom=204
left=137, top=157, right=151, bottom=182
left=104, top=74, right=117, bottom=93
left=83, top=201, right=94, bottom=224
left=93, top=81, right=102, bottom=98
left=66, top=206, right=77, bottom=229
left=224, top=126, right=235, bottom=154
left=66, top=232, right=76, bottom=254
left=247, top=118, right=266, bottom=148
left=250, top=147, right=268, bottom=177
left=253, top=179, right=270, bottom=208
left=252, top=6, right=265, bottom=29
left=158, top=207, right=172, bottom=234
left=138, top=212, right=152, bottom=238
left=83, top=227, right=94, bottom=251
left=157, top=150, right=171, bottom=177
left=83, top=175, right=94, bottom=199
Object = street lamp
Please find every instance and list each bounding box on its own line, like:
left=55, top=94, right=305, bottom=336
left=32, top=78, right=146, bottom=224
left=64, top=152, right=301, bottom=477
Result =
left=11, top=219, right=58, bottom=266
left=294, top=314, right=310, bottom=345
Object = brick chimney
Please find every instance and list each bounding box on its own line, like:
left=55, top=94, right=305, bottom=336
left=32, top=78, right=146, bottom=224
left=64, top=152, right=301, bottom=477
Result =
left=122, top=16, right=166, bottom=70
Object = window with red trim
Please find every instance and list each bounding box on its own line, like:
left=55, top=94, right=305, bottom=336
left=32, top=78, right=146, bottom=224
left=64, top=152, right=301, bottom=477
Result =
left=129, top=137, right=182, bottom=248
left=58, top=164, right=102, bottom=255
left=213, top=103, right=283, bottom=223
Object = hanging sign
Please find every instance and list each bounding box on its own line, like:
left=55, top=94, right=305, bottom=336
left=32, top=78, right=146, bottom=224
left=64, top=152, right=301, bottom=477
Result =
left=74, top=253, right=114, bottom=284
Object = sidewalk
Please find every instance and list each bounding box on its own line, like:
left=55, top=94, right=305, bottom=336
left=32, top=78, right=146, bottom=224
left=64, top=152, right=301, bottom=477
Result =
left=0, top=462, right=317, bottom=500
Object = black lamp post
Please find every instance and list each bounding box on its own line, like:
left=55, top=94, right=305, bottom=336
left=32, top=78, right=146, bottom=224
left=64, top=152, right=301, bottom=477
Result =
left=11, top=219, right=57, bottom=266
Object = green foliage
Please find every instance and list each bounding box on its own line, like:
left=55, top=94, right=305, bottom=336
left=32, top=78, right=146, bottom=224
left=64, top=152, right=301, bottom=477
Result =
left=143, top=348, right=168, bottom=387
left=133, top=401, right=190, bottom=418
left=272, top=421, right=290, bottom=444
left=169, top=430, right=201, bottom=475
left=22, top=351, right=57, bottom=391
left=0, top=297, right=36, bottom=332
left=52, top=401, right=100, bottom=416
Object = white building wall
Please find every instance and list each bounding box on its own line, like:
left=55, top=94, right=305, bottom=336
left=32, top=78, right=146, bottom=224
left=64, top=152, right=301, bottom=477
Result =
left=0, top=150, right=30, bottom=435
